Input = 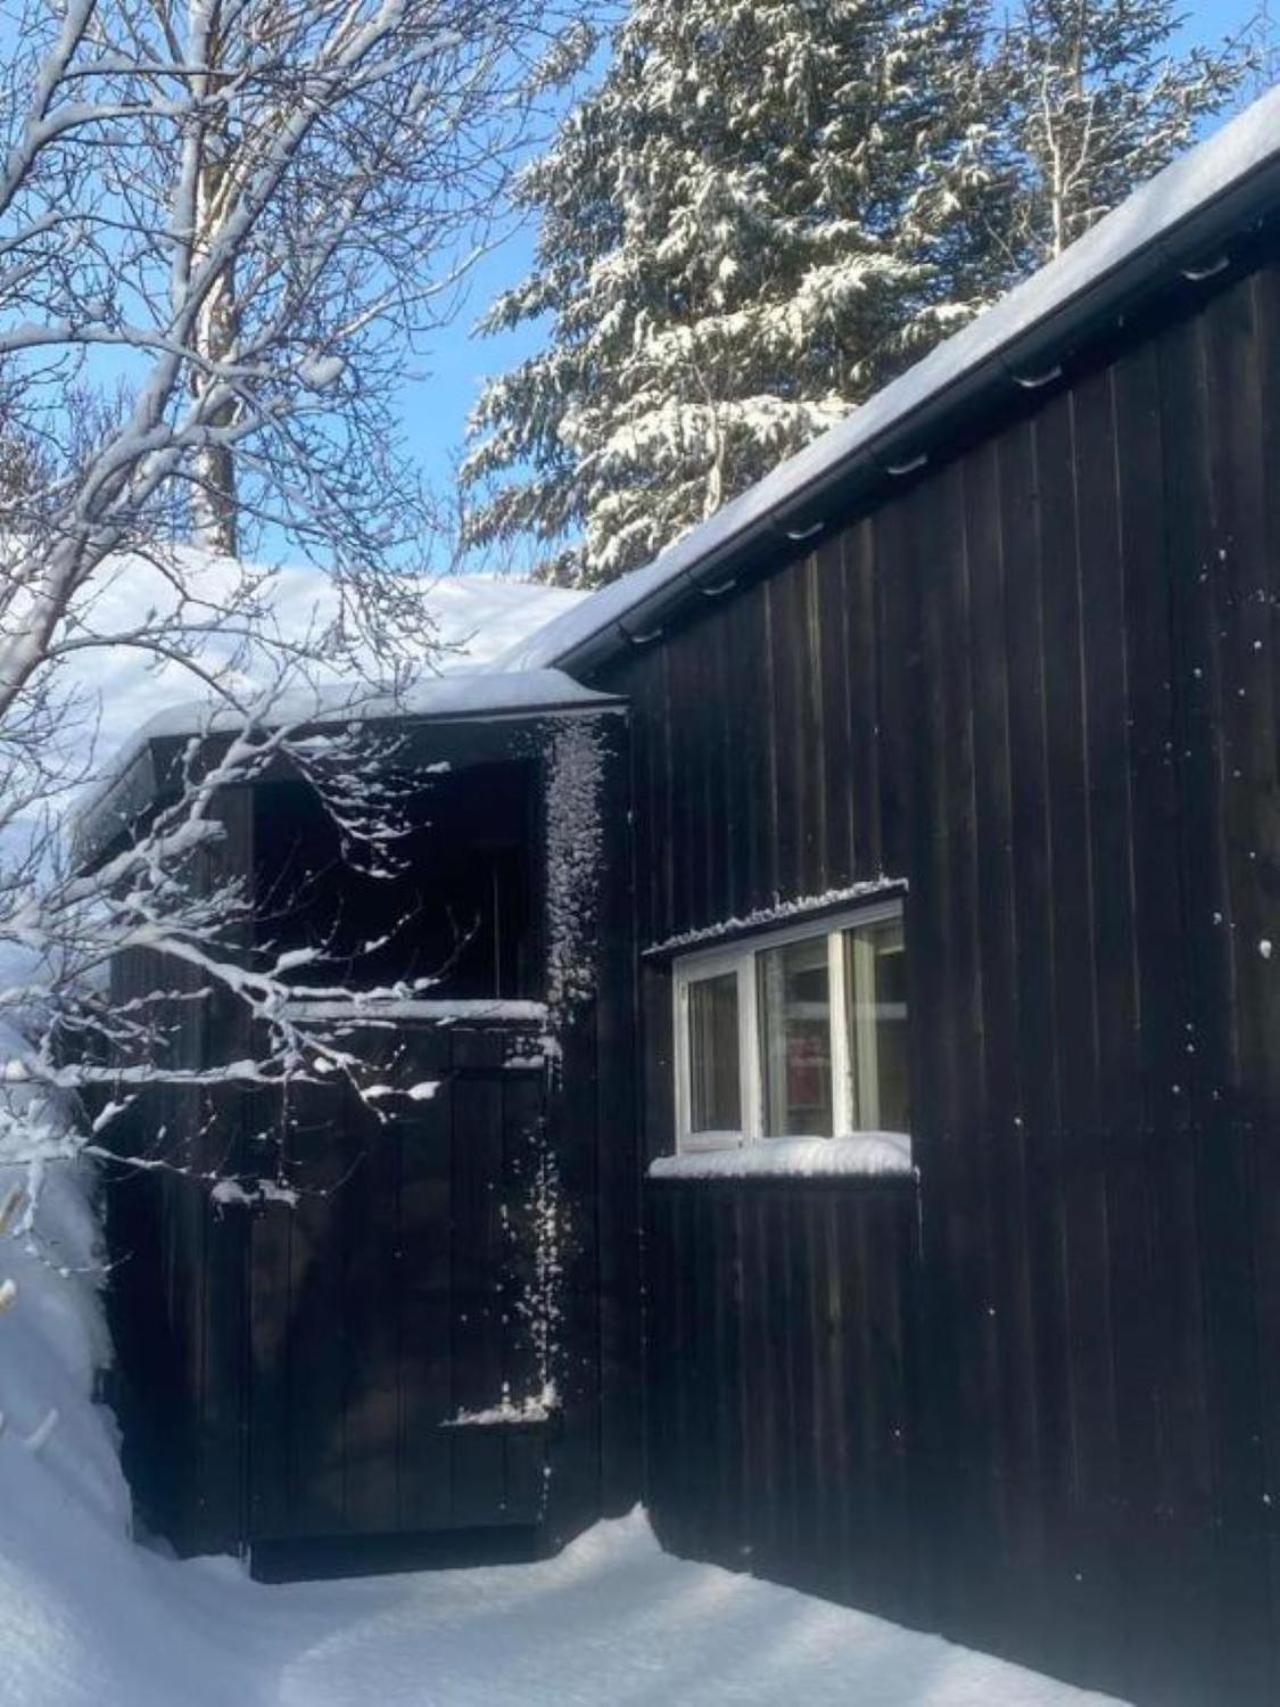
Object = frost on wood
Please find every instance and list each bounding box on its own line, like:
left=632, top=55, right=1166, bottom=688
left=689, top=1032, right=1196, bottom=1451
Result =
left=544, top=719, right=605, bottom=1024
left=457, top=1109, right=565, bottom=1449
left=441, top=1381, right=558, bottom=1428
left=644, top=879, right=905, bottom=957
left=515, top=1137, right=564, bottom=1449
left=210, top=1177, right=300, bottom=1210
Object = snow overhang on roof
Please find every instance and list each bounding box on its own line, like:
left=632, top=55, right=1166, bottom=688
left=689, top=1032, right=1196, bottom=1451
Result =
left=120, top=665, right=617, bottom=745
left=504, top=84, right=1280, bottom=680
left=73, top=666, right=623, bottom=870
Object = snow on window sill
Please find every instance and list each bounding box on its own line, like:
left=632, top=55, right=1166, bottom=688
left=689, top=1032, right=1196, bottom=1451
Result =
left=279, top=996, right=548, bottom=1024
left=649, top=1133, right=915, bottom=1182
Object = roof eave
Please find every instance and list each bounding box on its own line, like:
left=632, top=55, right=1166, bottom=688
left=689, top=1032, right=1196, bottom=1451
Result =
left=550, top=139, right=1280, bottom=681
left=71, top=688, right=628, bottom=876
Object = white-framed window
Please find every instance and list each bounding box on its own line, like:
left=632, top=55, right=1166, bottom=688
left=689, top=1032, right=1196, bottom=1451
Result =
left=673, top=900, right=909, bottom=1152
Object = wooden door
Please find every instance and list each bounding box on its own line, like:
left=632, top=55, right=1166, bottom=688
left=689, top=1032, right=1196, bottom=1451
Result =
left=247, top=1022, right=555, bottom=1543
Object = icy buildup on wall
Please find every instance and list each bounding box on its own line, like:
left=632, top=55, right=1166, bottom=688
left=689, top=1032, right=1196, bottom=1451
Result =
left=447, top=720, right=609, bottom=1455
left=441, top=1382, right=559, bottom=1429
left=444, top=1117, right=565, bottom=1441
left=430, top=717, right=607, bottom=1458
left=544, top=719, right=606, bottom=1024
left=520, top=1140, right=564, bottom=1422
left=644, top=877, right=905, bottom=957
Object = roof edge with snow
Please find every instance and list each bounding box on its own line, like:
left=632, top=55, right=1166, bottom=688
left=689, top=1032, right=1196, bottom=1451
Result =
left=504, top=85, right=1280, bottom=679
left=73, top=666, right=623, bottom=871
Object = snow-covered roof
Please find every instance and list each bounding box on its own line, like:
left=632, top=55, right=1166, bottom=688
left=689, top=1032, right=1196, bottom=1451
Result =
left=78, top=552, right=584, bottom=774
left=75, top=664, right=619, bottom=869
left=67, top=553, right=591, bottom=860
left=122, top=665, right=615, bottom=749
left=505, top=84, right=1280, bottom=677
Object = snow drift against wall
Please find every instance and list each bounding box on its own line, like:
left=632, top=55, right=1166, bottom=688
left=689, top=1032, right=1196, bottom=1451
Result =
left=0, top=1146, right=1127, bottom=1707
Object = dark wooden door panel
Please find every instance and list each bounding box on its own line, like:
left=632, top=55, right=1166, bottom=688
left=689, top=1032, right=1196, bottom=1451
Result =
left=248, top=1025, right=553, bottom=1540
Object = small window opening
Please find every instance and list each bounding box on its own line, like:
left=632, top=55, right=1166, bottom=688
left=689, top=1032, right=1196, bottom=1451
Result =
left=673, top=899, right=910, bottom=1152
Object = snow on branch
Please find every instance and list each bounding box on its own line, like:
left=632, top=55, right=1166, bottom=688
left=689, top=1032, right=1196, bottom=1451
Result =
left=0, top=0, right=591, bottom=1221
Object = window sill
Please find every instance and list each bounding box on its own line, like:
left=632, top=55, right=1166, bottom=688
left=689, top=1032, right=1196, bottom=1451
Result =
left=279, top=996, right=548, bottom=1025
left=649, top=1133, right=914, bottom=1183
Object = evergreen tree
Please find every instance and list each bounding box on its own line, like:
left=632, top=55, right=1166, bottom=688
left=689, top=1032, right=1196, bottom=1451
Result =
left=463, top=0, right=1004, bottom=586
left=463, top=0, right=1248, bottom=588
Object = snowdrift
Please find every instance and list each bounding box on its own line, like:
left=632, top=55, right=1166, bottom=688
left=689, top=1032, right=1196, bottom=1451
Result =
left=0, top=1158, right=1125, bottom=1705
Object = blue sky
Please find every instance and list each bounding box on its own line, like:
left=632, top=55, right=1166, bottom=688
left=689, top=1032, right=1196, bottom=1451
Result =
left=399, top=0, right=1267, bottom=552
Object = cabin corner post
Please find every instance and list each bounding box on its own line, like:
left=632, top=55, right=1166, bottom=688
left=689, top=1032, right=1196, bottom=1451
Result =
left=536, top=707, right=640, bottom=1544
left=592, top=711, right=642, bottom=1516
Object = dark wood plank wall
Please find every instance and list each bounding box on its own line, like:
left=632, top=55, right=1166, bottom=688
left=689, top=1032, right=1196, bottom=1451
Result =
left=249, top=1021, right=558, bottom=1551
left=103, top=790, right=255, bottom=1556
left=107, top=1014, right=567, bottom=1559
left=645, top=1180, right=923, bottom=1626
left=597, top=253, right=1280, bottom=1704
left=102, top=717, right=644, bottom=1566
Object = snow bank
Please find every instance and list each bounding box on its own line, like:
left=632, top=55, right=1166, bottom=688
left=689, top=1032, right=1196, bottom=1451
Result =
left=649, top=1132, right=914, bottom=1181
left=0, top=1165, right=1127, bottom=1707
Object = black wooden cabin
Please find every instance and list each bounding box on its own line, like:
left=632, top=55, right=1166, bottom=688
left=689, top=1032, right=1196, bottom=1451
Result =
left=89, top=89, right=1280, bottom=1705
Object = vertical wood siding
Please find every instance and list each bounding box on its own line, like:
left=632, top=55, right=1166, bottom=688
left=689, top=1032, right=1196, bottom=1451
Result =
left=251, top=1024, right=556, bottom=1547
left=646, top=1181, right=923, bottom=1626
left=601, top=253, right=1280, bottom=1705
left=102, top=715, right=644, bottom=1568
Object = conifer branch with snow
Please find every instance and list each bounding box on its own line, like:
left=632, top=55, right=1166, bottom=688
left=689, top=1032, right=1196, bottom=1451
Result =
left=462, top=0, right=1252, bottom=588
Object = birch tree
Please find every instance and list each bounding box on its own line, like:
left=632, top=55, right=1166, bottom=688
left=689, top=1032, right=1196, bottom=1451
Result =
left=0, top=0, right=587, bottom=1194
left=991, top=0, right=1248, bottom=268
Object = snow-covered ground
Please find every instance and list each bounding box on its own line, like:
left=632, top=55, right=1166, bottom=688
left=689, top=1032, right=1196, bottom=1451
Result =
left=0, top=1161, right=1127, bottom=1707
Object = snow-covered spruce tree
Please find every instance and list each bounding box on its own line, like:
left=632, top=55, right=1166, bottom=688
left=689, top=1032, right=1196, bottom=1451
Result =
left=991, top=0, right=1250, bottom=267
left=461, top=0, right=1009, bottom=587
left=0, top=0, right=587, bottom=1206
left=463, top=0, right=1252, bottom=588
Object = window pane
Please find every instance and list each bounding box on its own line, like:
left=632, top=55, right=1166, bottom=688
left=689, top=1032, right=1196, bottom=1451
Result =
left=845, top=916, right=910, bottom=1133
left=758, top=936, right=833, bottom=1137
left=688, top=973, right=741, bottom=1132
